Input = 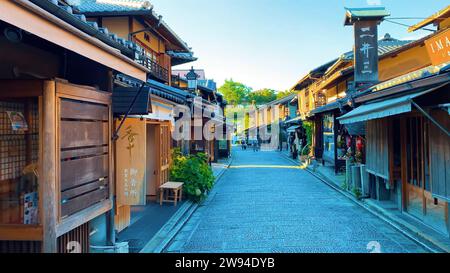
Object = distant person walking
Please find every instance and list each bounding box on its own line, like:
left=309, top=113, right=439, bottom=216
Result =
left=252, top=139, right=260, bottom=152
left=241, top=139, right=247, bottom=150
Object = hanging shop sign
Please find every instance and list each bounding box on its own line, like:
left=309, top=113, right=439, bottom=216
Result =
left=425, top=28, right=450, bottom=66
left=354, top=20, right=379, bottom=87
left=116, top=118, right=147, bottom=206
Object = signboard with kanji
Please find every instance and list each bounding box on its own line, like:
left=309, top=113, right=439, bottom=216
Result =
left=425, top=28, right=450, bottom=66
left=354, top=20, right=379, bottom=86
left=116, top=118, right=147, bottom=205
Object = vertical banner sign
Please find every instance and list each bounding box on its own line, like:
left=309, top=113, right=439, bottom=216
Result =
left=354, top=20, right=379, bottom=86
left=116, top=118, right=147, bottom=206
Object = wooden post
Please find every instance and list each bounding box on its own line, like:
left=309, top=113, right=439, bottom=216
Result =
left=400, top=119, right=408, bottom=212
left=333, top=114, right=338, bottom=174
left=107, top=69, right=114, bottom=93
left=41, top=81, right=57, bottom=253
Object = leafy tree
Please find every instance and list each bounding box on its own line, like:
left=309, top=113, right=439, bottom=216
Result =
left=276, top=89, right=296, bottom=100
left=218, top=79, right=252, bottom=105
left=248, top=88, right=277, bottom=105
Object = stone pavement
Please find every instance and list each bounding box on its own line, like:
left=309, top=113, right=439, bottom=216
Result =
left=164, top=149, right=429, bottom=253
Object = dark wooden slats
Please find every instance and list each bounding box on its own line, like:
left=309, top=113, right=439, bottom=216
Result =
left=59, top=98, right=110, bottom=218
left=60, top=146, right=108, bottom=160
left=61, top=179, right=108, bottom=200
left=60, top=100, right=108, bottom=121
left=60, top=154, right=108, bottom=191
left=60, top=120, right=108, bottom=149
left=57, top=222, right=90, bottom=253
left=366, top=119, right=390, bottom=180
left=61, top=187, right=109, bottom=218
left=0, top=241, right=42, bottom=253
left=429, top=109, right=450, bottom=199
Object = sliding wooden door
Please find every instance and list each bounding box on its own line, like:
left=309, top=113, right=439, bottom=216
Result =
left=156, top=122, right=171, bottom=189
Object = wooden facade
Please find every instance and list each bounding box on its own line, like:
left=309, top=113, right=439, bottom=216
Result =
left=429, top=109, right=450, bottom=201
left=0, top=80, right=113, bottom=252
left=0, top=0, right=206, bottom=253
left=113, top=114, right=173, bottom=232
left=366, top=119, right=390, bottom=181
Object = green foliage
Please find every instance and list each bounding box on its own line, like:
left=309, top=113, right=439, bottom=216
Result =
left=169, top=148, right=215, bottom=203
left=301, top=145, right=310, bottom=156
left=218, top=79, right=252, bottom=105
left=303, top=121, right=313, bottom=147
left=352, top=187, right=362, bottom=200
left=276, top=90, right=296, bottom=100
left=218, top=80, right=298, bottom=106
left=248, top=88, right=277, bottom=105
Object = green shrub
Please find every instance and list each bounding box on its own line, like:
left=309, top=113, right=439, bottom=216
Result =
left=169, top=148, right=215, bottom=202
left=352, top=187, right=362, bottom=200
left=301, top=145, right=310, bottom=156
left=303, top=121, right=313, bottom=147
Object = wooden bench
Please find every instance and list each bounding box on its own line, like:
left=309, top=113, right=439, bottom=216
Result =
left=159, top=182, right=184, bottom=206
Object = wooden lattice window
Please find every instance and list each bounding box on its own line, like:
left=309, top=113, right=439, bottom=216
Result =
left=0, top=99, right=39, bottom=225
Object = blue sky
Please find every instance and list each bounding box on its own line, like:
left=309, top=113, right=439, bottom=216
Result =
left=151, top=0, right=448, bottom=91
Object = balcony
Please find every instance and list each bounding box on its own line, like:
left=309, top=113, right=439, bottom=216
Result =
left=136, top=55, right=169, bottom=83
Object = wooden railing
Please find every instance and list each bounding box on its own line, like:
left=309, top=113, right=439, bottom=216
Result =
left=136, top=56, right=169, bottom=83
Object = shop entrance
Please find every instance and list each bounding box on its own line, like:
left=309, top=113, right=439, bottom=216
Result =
left=145, top=121, right=171, bottom=201
left=401, top=116, right=448, bottom=235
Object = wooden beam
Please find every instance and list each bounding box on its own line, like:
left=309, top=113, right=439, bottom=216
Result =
left=42, top=80, right=57, bottom=253
left=56, top=200, right=112, bottom=237
left=55, top=81, right=111, bottom=104
left=0, top=80, right=43, bottom=98
left=0, top=225, right=43, bottom=241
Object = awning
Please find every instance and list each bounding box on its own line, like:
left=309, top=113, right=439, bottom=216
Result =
left=112, top=86, right=151, bottom=115
left=284, top=116, right=302, bottom=124
left=338, top=84, right=445, bottom=125
left=286, top=126, right=300, bottom=133
left=310, top=101, right=341, bottom=115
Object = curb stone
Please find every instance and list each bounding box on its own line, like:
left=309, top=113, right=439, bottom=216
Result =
left=141, top=157, right=233, bottom=253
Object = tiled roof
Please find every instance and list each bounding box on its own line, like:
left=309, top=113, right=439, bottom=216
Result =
left=69, top=0, right=151, bottom=13
left=71, top=0, right=192, bottom=52
left=167, top=51, right=198, bottom=66
left=31, top=0, right=139, bottom=58
left=198, top=79, right=217, bottom=91
left=115, top=73, right=194, bottom=104
left=344, top=7, right=390, bottom=25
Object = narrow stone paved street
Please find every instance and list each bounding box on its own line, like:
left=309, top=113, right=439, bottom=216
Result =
left=165, top=149, right=429, bottom=253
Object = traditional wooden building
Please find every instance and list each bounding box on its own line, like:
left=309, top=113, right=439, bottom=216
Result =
left=291, top=34, right=410, bottom=173
left=70, top=0, right=201, bottom=233
left=0, top=0, right=149, bottom=252
left=338, top=7, right=450, bottom=237
left=288, top=5, right=450, bottom=237
left=248, top=94, right=298, bottom=151
left=73, top=0, right=197, bottom=85
left=172, top=69, right=229, bottom=162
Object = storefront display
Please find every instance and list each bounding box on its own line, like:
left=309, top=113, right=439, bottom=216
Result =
left=0, top=100, right=39, bottom=225
left=322, top=113, right=335, bottom=163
